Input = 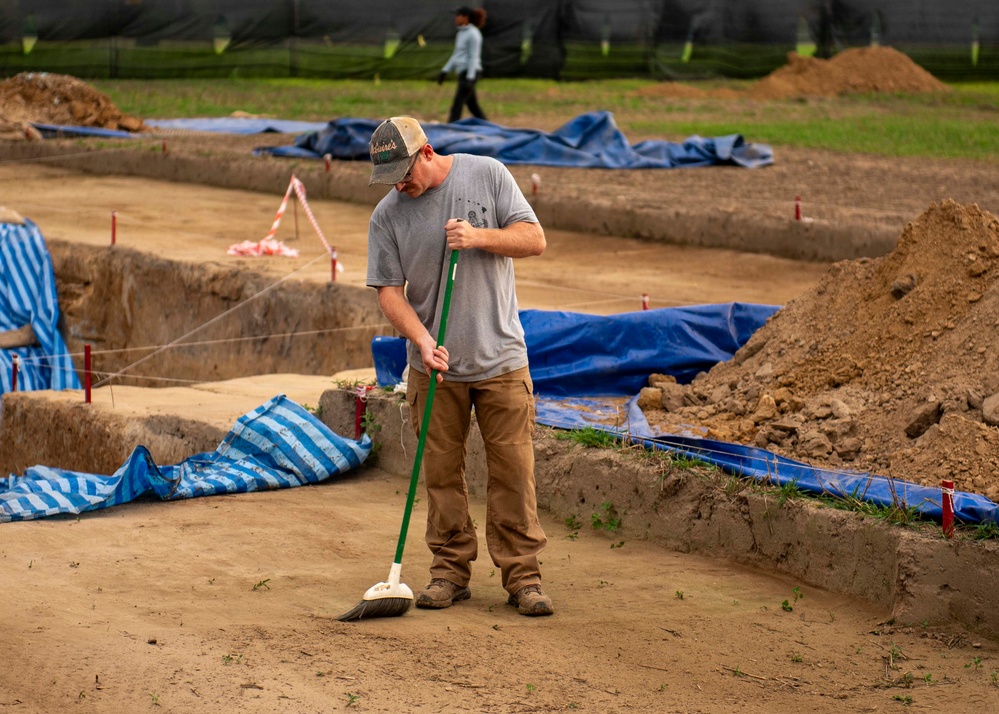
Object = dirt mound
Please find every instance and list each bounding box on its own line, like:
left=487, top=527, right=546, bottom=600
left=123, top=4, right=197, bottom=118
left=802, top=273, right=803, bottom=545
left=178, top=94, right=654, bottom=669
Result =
left=636, top=46, right=948, bottom=101
left=640, top=200, right=999, bottom=501
left=0, top=72, right=144, bottom=140
left=749, top=46, right=950, bottom=99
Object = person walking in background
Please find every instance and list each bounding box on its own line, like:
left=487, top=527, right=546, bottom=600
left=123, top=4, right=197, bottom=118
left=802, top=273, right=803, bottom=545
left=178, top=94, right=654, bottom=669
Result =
left=437, top=7, right=488, bottom=124
left=365, top=116, right=553, bottom=616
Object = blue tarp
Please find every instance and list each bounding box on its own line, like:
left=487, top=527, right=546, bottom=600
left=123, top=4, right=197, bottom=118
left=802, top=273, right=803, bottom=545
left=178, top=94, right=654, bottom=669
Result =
left=0, top=395, right=372, bottom=523
left=371, top=303, right=777, bottom=396
left=371, top=305, right=999, bottom=527
left=255, top=111, right=775, bottom=169
left=521, top=305, right=778, bottom=396
left=0, top=218, right=80, bottom=394
left=30, top=123, right=135, bottom=139
left=145, top=118, right=329, bottom=134
left=30, top=118, right=327, bottom=138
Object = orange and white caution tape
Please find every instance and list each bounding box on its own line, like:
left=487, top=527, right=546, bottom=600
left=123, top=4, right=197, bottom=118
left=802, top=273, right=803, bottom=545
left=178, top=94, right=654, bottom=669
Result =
left=289, top=176, right=343, bottom=273
left=231, top=175, right=343, bottom=269
left=227, top=238, right=299, bottom=257
left=263, top=177, right=296, bottom=242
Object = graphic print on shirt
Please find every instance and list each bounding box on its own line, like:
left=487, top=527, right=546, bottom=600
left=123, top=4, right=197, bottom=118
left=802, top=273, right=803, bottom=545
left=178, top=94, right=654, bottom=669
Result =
left=458, top=197, right=489, bottom=229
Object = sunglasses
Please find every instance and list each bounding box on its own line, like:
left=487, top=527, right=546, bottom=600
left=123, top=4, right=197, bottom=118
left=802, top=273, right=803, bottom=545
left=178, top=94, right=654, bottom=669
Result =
left=400, top=148, right=424, bottom=183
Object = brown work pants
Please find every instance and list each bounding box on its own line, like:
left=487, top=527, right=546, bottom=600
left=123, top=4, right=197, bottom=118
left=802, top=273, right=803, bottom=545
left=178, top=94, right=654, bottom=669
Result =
left=406, top=366, right=547, bottom=595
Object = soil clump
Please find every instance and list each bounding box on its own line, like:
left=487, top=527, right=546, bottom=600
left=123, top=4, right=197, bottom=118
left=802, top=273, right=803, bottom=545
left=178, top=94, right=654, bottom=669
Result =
left=637, top=46, right=950, bottom=100
left=640, top=200, right=999, bottom=502
left=0, top=72, right=144, bottom=140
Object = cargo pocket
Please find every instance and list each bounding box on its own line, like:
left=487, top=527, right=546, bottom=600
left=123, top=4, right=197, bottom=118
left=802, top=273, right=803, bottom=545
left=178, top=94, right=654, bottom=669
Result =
left=523, top=377, right=536, bottom=435
left=406, top=378, right=421, bottom=437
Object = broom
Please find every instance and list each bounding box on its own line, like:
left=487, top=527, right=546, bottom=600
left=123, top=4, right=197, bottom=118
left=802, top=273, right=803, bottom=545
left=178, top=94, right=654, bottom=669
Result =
left=337, top=248, right=460, bottom=621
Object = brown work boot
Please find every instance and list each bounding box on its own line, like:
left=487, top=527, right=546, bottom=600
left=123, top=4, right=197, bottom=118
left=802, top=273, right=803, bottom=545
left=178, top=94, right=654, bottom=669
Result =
left=415, top=578, right=471, bottom=609
left=507, top=584, right=554, bottom=616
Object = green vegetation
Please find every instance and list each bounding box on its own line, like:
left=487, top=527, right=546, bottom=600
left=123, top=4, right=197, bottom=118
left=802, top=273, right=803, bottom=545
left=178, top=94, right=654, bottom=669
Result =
left=972, top=522, right=999, bottom=540
left=591, top=501, right=622, bottom=532
left=553, top=426, right=619, bottom=449
left=816, top=486, right=922, bottom=527
left=89, top=77, right=999, bottom=161
left=781, top=585, right=804, bottom=612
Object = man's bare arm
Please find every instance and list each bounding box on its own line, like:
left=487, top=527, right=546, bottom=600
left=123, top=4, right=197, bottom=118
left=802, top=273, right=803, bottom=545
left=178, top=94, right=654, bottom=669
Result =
left=444, top=219, right=545, bottom=258
left=377, top=285, right=449, bottom=378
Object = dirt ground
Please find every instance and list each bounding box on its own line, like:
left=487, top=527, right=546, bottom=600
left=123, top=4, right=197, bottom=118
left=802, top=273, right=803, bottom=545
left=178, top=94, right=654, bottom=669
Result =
left=3, top=110, right=999, bottom=711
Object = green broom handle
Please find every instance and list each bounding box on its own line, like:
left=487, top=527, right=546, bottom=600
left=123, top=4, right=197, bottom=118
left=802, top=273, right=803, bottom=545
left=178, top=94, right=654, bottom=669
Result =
left=394, top=248, right=460, bottom=565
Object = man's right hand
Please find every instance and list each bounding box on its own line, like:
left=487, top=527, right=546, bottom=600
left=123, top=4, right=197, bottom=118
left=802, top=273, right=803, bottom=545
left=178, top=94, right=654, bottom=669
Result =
left=436, top=72, right=447, bottom=85
left=419, top=338, right=449, bottom=383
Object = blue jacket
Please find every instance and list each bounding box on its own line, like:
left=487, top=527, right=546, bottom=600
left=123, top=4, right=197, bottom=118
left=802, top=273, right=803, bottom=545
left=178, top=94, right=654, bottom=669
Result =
left=442, top=24, right=483, bottom=81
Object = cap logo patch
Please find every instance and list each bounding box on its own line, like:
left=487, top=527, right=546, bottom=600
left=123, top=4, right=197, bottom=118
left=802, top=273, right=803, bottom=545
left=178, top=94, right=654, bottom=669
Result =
left=372, top=139, right=397, bottom=155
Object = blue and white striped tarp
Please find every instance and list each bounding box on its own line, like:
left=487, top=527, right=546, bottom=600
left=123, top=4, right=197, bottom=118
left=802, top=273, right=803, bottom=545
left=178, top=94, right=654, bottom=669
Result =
left=0, top=395, right=372, bottom=523
left=0, top=217, right=80, bottom=394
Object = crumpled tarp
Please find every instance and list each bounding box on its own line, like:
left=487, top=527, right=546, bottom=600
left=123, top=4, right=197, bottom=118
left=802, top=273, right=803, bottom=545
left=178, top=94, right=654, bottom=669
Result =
left=371, top=305, right=999, bottom=526
left=0, top=395, right=372, bottom=523
left=255, top=111, right=774, bottom=169
left=0, top=217, right=80, bottom=394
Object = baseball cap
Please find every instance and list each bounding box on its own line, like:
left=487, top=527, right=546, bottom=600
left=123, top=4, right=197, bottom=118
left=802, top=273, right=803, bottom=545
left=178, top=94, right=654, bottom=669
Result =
left=368, top=116, right=428, bottom=185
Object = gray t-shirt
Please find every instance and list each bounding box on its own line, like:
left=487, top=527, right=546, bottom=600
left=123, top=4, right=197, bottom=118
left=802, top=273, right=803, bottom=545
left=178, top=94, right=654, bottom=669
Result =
left=367, top=154, right=538, bottom=381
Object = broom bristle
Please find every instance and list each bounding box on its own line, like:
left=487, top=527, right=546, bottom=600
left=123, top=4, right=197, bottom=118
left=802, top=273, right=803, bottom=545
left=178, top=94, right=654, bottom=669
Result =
left=336, top=597, right=413, bottom=622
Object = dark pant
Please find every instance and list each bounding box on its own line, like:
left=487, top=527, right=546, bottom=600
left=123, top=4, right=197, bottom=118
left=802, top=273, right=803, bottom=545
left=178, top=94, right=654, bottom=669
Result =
left=448, top=76, right=487, bottom=123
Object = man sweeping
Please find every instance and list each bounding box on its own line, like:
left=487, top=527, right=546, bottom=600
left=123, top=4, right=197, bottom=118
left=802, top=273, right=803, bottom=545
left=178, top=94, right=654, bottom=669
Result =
left=365, top=116, right=553, bottom=616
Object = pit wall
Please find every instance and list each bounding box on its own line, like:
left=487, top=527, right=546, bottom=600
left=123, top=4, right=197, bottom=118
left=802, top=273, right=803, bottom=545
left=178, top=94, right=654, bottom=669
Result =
left=48, top=239, right=384, bottom=385
left=320, top=388, right=999, bottom=641
left=1, top=142, right=899, bottom=263
left=0, top=390, right=228, bottom=477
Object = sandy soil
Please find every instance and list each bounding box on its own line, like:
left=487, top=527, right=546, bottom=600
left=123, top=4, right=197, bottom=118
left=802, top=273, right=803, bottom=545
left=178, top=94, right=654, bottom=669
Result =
left=5, top=463, right=999, bottom=714
left=3, top=131, right=999, bottom=712
left=1, top=162, right=826, bottom=313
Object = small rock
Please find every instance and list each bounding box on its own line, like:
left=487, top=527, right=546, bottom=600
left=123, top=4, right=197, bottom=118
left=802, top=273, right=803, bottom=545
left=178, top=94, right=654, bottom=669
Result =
left=752, top=394, right=778, bottom=424
left=968, top=260, right=988, bottom=277
left=709, top=384, right=731, bottom=404
left=771, top=416, right=802, bottom=433
left=798, top=431, right=833, bottom=458
left=905, top=401, right=942, bottom=438
left=637, top=387, right=663, bottom=411
left=755, top=362, right=775, bottom=380
left=834, top=437, right=863, bottom=460
left=660, top=383, right=686, bottom=412
left=890, top=273, right=918, bottom=299
left=983, top=394, right=999, bottom=427
left=829, top=399, right=851, bottom=419
left=649, top=373, right=676, bottom=388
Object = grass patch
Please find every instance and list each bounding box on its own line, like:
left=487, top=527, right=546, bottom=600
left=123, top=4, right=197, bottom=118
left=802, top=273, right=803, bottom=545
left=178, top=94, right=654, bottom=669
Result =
left=552, top=426, right=620, bottom=449
left=89, top=78, right=999, bottom=162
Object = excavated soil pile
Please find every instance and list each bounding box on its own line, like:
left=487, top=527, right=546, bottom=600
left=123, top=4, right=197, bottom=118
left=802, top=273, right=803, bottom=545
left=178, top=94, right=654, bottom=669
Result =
left=750, top=46, right=950, bottom=99
left=639, top=200, right=999, bottom=502
left=0, top=72, right=144, bottom=140
left=636, top=46, right=949, bottom=100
